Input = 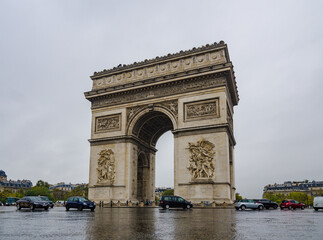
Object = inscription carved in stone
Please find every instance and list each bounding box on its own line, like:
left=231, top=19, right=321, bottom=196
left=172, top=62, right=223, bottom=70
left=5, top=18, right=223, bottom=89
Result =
left=95, top=114, right=121, bottom=132
left=185, top=99, right=219, bottom=121
left=97, top=149, right=115, bottom=184
left=187, top=140, right=215, bottom=179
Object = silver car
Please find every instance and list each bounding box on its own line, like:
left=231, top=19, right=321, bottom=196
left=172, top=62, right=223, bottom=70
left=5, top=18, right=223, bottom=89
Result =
left=235, top=199, right=264, bottom=210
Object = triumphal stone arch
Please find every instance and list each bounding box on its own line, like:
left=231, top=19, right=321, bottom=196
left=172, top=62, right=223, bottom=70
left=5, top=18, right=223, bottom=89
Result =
left=84, top=41, right=239, bottom=204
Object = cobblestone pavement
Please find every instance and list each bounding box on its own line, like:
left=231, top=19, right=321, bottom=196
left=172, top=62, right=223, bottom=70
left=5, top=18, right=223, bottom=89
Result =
left=0, top=206, right=322, bottom=240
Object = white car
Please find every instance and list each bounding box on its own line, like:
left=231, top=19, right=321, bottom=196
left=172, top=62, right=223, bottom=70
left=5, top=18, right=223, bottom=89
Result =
left=313, top=197, right=323, bottom=211
left=235, top=199, right=264, bottom=210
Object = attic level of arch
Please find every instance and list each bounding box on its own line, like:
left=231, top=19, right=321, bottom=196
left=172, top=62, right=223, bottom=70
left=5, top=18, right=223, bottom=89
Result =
left=85, top=71, right=237, bottom=110
left=84, top=62, right=239, bottom=105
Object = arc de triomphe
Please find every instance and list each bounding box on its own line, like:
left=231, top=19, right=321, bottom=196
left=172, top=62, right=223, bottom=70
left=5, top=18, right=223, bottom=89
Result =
left=84, top=41, right=239, bottom=204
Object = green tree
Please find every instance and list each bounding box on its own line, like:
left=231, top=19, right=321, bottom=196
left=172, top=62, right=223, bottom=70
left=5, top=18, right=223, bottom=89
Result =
left=235, top=193, right=243, bottom=201
left=161, top=189, right=174, bottom=196
left=0, top=189, right=13, bottom=203
left=26, top=186, right=52, bottom=200
left=263, top=192, right=287, bottom=203
left=52, top=189, right=69, bottom=202
left=36, top=180, right=50, bottom=189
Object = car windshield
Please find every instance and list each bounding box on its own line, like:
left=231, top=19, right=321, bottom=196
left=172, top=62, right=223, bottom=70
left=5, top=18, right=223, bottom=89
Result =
left=29, top=197, right=43, bottom=201
left=40, top=196, right=49, bottom=201
left=78, top=197, right=89, bottom=202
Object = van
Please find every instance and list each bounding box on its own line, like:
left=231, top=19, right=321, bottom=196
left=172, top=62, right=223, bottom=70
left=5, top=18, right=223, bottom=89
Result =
left=159, top=195, right=193, bottom=209
left=313, top=196, right=323, bottom=211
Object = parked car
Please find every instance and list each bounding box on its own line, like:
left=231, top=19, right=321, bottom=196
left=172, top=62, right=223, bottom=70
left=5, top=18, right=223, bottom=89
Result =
left=0, top=201, right=3, bottom=206
left=313, top=196, right=323, bottom=211
left=65, top=197, right=95, bottom=211
left=5, top=197, right=20, bottom=206
left=159, top=195, right=193, bottom=209
left=39, top=196, right=54, bottom=208
left=235, top=199, right=264, bottom=210
left=254, top=199, right=278, bottom=209
left=280, top=200, right=305, bottom=210
left=16, top=196, right=50, bottom=210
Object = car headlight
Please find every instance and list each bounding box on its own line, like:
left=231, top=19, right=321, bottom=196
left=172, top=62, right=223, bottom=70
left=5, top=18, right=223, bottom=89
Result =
left=83, top=202, right=87, bottom=205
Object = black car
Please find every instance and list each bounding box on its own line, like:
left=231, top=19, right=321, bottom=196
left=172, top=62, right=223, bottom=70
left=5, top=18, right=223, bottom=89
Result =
left=16, top=196, right=50, bottom=210
left=159, top=195, right=193, bottom=209
left=254, top=199, right=278, bottom=209
left=39, top=196, right=54, bottom=208
left=65, top=196, right=96, bottom=211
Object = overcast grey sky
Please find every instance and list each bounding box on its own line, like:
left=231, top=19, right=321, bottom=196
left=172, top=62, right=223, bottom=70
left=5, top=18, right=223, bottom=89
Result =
left=1, top=0, right=322, bottom=198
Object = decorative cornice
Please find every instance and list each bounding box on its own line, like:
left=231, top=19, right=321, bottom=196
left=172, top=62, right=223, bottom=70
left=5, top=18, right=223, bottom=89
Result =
left=92, top=41, right=227, bottom=77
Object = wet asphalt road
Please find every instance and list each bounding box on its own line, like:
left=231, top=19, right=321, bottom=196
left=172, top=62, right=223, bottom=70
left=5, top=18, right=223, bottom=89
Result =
left=0, top=206, right=323, bottom=240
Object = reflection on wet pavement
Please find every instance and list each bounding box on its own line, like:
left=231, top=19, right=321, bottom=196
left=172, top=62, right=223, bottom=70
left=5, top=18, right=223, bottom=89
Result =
left=1, top=206, right=323, bottom=239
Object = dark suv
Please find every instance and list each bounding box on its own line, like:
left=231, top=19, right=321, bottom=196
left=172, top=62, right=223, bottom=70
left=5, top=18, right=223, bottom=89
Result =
left=65, top=197, right=95, bottom=211
left=254, top=199, right=278, bottom=209
left=159, top=196, right=193, bottom=209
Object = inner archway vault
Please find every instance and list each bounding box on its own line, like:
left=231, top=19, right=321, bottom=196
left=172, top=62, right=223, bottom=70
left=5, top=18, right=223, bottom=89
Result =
left=130, top=109, right=174, bottom=147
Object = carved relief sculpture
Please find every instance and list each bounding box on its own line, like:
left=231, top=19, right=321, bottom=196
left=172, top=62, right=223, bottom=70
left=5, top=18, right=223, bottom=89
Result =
left=185, top=99, right=219, bottom=121
left=95, top=114, right=121, bottom=132
left=97, top=149, right=116, bottom=184
left=187, top=140, right=215, bottom=179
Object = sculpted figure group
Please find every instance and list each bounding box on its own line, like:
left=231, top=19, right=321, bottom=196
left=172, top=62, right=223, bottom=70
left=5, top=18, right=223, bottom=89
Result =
left=97, top=149, right=116, bottom=184
left=187, top=140, right=215, bottom=179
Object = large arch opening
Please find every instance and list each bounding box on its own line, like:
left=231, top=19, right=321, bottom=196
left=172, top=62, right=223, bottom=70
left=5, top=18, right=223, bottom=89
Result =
left=132, top=110, right=174, bottom=147
left=131, top=110, right=174, bottom=201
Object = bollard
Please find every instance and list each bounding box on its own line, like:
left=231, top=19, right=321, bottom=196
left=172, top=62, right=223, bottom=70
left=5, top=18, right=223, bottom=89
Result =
left=223, top=202, right=226, bottom=208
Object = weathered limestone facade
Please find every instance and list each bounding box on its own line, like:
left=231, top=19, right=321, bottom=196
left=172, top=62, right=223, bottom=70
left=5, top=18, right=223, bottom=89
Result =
left=85, top=41, right=239, bottom=204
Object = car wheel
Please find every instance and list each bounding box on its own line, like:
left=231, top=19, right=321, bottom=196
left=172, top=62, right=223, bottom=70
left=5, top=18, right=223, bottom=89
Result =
left=78, top=205, right=83, bottom=211
left=30, top=204, right=34, bottom=210
left=16, top=204, right=21, bottom=210
left=288, top=206, right=293, bottom=210
left=186, top=205, right=191, bottom=209
left=165, top=204, right=170, bottom=209
left=91, top=208, right=94, bottom=212
left=314, top=208, right=318, bottom=211
left=265, top=207, right=269, bottom=210
left=235, top=207, right=239, bottom=210
left=66, top=207, right=69, bottom=211
left=258, top=205, right=264, bottom=210
left=51, top=206, right=54, bottom=208
left=240, top=205, right=246, bottom=210
left=280, top=207, right=284, bottom=210
left=273, top=205, right=278, bottom=209
left=301, top=206, right=305, bottom=210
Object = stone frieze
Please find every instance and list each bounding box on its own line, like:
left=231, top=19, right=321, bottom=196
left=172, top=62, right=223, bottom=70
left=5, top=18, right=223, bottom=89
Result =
left=95, top=114, right=121, bottom=133
left=92, top=76, right=226, bottom=109
left=184, top=99, right=219, bottom=121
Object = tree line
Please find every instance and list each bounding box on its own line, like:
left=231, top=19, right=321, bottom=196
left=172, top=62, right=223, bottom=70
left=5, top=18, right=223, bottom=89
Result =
left=0, top=180, right=88, bottom=204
